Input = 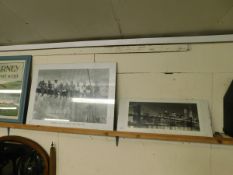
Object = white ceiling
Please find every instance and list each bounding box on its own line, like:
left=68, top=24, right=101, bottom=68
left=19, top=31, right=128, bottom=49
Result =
left=0, top=0, right=233, bottom=46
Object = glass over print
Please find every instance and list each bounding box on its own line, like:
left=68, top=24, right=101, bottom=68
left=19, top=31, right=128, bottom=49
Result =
left=118, top=99, right=212, bottom=137
left=0, top=56, right=31, bottom=123
left=27, top=63, right=116, bottom=130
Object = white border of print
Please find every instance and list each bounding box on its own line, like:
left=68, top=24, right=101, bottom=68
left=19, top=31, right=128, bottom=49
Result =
left=27, top=63, right=116, bottom=130
left=117, top=98, right=212, bottom=137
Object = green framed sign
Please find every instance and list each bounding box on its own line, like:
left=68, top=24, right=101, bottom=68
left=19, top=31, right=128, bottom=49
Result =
left=0, top=55, right=31, bottom=123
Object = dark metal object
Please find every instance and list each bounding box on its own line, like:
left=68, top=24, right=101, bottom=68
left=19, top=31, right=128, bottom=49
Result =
left=0, top=136, right=49, bottom=175
left=224, top=80, right=233, bottom=137
left=49, top=142, right=56, bottom=175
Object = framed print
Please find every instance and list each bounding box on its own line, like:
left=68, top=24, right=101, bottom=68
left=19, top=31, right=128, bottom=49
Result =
left=0, top=55, right=31, bottom=123
left=117, top=99, right=213, bottom=137
left=27, top=63, right=116, bottom=130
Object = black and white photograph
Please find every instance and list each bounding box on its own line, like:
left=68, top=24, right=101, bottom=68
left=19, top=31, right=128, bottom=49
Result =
left=27, top=63, right=116, bottom=130
left=128, top=102, right=200, bottom=131
left=117, top=99, right=212, bottom=137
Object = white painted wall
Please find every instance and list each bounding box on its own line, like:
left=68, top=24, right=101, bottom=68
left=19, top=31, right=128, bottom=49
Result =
left=0, top=43, right=233, bottom=175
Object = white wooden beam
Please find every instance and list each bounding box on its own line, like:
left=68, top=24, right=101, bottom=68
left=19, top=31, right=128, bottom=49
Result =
left=0, top=34, right=233, bottom=52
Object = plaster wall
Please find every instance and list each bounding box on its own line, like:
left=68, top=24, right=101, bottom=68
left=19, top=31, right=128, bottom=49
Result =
left=0, top=43, right=233, bottom=175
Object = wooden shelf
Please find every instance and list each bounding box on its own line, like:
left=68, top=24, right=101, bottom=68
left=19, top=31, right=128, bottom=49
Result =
left=0, top=122, right=233, bottom=145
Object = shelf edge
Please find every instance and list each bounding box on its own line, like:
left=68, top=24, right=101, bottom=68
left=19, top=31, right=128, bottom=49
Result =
left=0, top=123, right=233, bottom=145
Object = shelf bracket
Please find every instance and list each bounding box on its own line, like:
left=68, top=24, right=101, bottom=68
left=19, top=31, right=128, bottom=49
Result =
left=115, top=136, right=119, bottom=146
left=7, top=127, right=10, bottom=136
